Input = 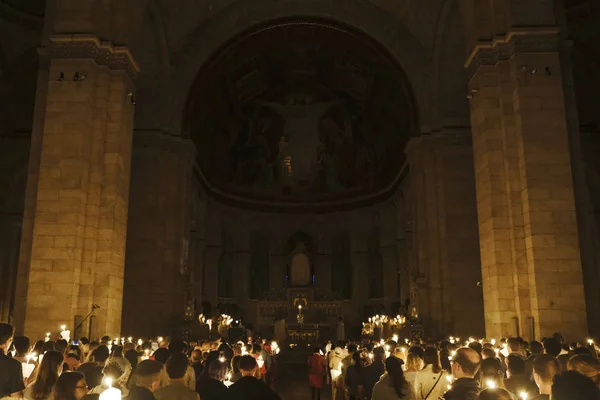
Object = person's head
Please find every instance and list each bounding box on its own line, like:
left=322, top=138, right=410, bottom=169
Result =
left=482, top=348, right=496, bottom=360
left=208, top=357, right=228, bottom=381
left=352, top=351, right=362, bottom=369
left=567, top=355, right=600, bottom=387
left=191, top=349, right=203, bottom=363
left=52, top=371, right=88, bottom=400
left=134, top=360, right=164, bottom=392
left=347, top=344, right=358, bottom=354
left=506, top=354, right=526, bottom=377
left=103, top=357, right=132, bottom=389
left=543, top=337, right=562, bottom=357
left=477, top=388, right=515, bottom=400
left=239, top=355, right=258, bottom=377
left=13, top=336, right=30, bottom=355
left=452, top=347, right=481, bottom=379
left=386, top=356, right=408, bottom=398
left=406, top=353, right=424, bottom=372
left=91, top=345, right=110, bottom=364
left=201, top=350, right=220, bottom=375
left=372, top=346, right=385, bottom=363
left=408, top=345, right=424, bottom=360
left=312, top=346, right=321, bottom=354
left=153, top=347, right=170, bottom=364
left=530, top=341, right=543, bottom=355
left=124, top=349, right=138, bottom=371
left=166, top=353, right=189, bottom=380
left=423, top=347, right=442, bottom=373
left=251, top=344, right=261, bottom=355
left=0, top=323, right=15, bottom=351
left=507, top=338, right=521, bottom=353
left=231, top=355, right=242, bottom=373
left=552, top=332, right=564, bottom=344
left=480, top=357, right=503, bottom=388
left=33, top=350, right=65, bottom=399
left=42, top=341, right=56, bottom=353
left=469, top=342, right=483, bottom=355
left=552, top=370, right=600, bottom=400
left=168, top=339, right=187, bottom=354
left=66, top=353, right=82, bottom=370
left=33, top=340, right=45, bottom=355
left=55, top=339, right=68, bottom=354
left=533, top=354, right=560, bottom=392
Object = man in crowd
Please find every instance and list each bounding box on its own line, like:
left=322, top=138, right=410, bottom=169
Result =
left=551, top=370, right=600, bottom=400
left=229, top=355, right=281, bottom=400
left=505, top=354, right=539, bottom=398
left=531, top=354, right=560, bottom=400
left=363, top=346, right=385, bottom=400
left=11, top=336, right=30, bottom=363
left=154, top=353, right=199, bottom=400
left=0, top=323, right=24, bottom=399
left=190, top=349, right=204, bottom=381
left=129, top=359, right=164, bottom=400
left=444, top=347, right=481, bottom=400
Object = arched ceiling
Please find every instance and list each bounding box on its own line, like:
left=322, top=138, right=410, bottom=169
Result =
left=184, top=19, right=417, bottom=211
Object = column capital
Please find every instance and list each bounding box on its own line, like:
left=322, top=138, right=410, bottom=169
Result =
left=39, top=35, right=139, bottom=80
left=465, top=28, right=561, bottom=75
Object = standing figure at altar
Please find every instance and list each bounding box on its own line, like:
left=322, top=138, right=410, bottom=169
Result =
left=336, top=317, right=345, bottom=342
left=308, top=346, right=327, bottom=400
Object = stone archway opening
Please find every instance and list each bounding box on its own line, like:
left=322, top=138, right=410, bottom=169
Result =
left=183, top=18, right=420, bottom=212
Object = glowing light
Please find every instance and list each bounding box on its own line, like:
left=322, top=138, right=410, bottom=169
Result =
left=128, top=337, right=133, bottom=342
left=369, top=353, right=374, bottom=360
left=105, top=377, right=113, bottom=388
left=446, top=375, right=453, bottom=383
left=491, top=339, right=496, bottom=345
left=61, top=325, right=66, bottom=331
left=487, top=380, right=496, bottom=389
left=219, top=357, right=225, bottom=363
left=519, top=392, right=528, bottom=400
left=45, top=332, right=50, bottom=342
left=588, top=339, right=594, bottom=345
left=158, top=337, right=163, bottom=343
left=404, top=338, right=409, bottom=344
left=392, top=334, right=399, bottom=343
left=137, top=339, right=143, bottom=346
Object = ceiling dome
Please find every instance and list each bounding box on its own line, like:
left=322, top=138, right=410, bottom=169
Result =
left=184, top=19, right=418, bottom=211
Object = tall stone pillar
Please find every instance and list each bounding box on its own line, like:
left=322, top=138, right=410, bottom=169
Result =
left=0, top=215, right=21, bottom=322
left=13, top=36, right=138, bottom=339
left=122, top=132, right=194, bottom=337
left=467, top=30, right=588, bottom=340
left=406, top=133, right=484, bottom=337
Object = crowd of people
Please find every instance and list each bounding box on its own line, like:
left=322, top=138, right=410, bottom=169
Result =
left=2, top=320, right=600, bottom=400
left=0, top=323, right=281, bottom=400
left=311, top=333, right=600, bottom=400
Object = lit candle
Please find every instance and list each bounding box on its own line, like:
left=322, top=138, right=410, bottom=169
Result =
left=99, top=378, right=122, bottom=400
left=257, top=356, right=264, bottom=369
left=392, top=334, right=399, bottom=343
left=519, top=392, right=528, bottom=400
left=137, top=338, right=143, bottom=346
left=404, top=338, right=409, bottom=344
left=588, top=338, right=594, bottom=345
left=128, top=337, right=133, bottom=343
left=141, top=349, right=150, bottom=361
left=487, top=380, right=496, bottom=389
left=219, top=357, right=225, bottom=363
left=491, top=338, right=496, bottom=346
left=369, top=353, right=374, bottom=360
left=157, top=337, right=163, bottom=343
left=45, top=332, right=50, bottom=342
left=60, top=325, right=70, bottom=342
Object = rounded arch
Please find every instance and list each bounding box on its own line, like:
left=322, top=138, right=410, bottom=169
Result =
left=167, top=0, right=433, bottom=135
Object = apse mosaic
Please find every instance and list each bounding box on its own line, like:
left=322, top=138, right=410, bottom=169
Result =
left=185, top=21, right=415, bottom=204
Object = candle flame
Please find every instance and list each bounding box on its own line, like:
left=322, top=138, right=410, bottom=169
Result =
left=60, top=325, right=66, bottom=331
left=105, top=377, right=113, bottom=388
left=519, top=391, right=528, bottom=400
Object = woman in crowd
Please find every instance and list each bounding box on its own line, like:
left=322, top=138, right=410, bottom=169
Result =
left=88, top=357, right=131, bottom=397
left=414, top=347, right=450, bottom=400
left=52, top=372, right=89, bottom=400
left=24, top=350, right=64, bottom=400
left=404, top=353, right=424, bottom=387
left=372, top=356, right=417, bottom=400
left=230, top=355, right=242, bottom=383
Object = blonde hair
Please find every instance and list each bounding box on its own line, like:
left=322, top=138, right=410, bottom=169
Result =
left=406, top=353, right=424, bottom=372
left=567, top=355, right=600, bottom=387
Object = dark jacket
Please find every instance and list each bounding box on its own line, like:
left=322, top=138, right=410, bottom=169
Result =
left=363, top=361, right=386, bottom=399
left=504, top=375, right=539, bottom=398
left=443, top=377, right=480, bottom=400
left=128, top=386, right=156, bottom=400
left=197, top=378, right=229, bottom=400
left=229, top=376, right=281, bottom=400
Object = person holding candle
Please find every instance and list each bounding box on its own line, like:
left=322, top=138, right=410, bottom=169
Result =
left=88, top=357, right=131, bottom=397
left=0, top=323, right=25, bottom=399
left=479, top=358, right=506, bottom=391
left=442, top=347, right=481, bottom=400
left=372, top=356, right=416, bottom=400
left=77, top=345, right=110, bottom=390
left=504, top=355, right=539, bottom=399
left=363, top=347, right=386, bottom=400
left=52, top=372, right=89, bottom=400
left=12, top=336, right=31, bottom=364
left=307, top=346, right=327, bottom=400
left=23, top=350, right=64, bottom=400
left=414, top=347, right=451, bottom=400
left=197, top=357, right=229, bottom=400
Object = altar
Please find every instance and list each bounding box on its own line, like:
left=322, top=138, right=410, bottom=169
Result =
left=286, top=323, right=322, bottom=345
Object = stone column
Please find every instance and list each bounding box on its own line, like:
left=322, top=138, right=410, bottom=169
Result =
left=0, top=215, right=21, bottom=322
left=467, top=30, right=588, bottom=340
left=12, top=36, right=137, bottom=339
left=406, top=133, right=484, bottom=337
left=122, top=132, right=194, bottom=336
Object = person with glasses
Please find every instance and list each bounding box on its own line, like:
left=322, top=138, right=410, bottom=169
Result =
left=52, top=372, right=89, bottom=400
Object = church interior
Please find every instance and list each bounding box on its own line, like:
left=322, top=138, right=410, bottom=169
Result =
left=1, top=0, right=600, bottom=345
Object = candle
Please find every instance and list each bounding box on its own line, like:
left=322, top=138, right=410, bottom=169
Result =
left=588, top=339, right=594, bottom=345
left=137, top=338, right=143, bottom=346
left=491, top=338, right=496, bottom=345
left=157, top=337, right=163, bottom=343
left=392, top=334, right=399, bottom=343
left=487, top=380, right=497, bottom=389
left=141, top=349, right=150, bottom=361
left=369, top=353, right=373, bottom=360
left=257, top=356, right=264, bottom=369
left=60, top=325, right=70, bottom=342
left=45, top=332, right=50, bottom=342
left=100, top=378, right=122, bottom=400
left=219, top=357, right=225, bottom=363
left=519, top=392, right=528, bottom=400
